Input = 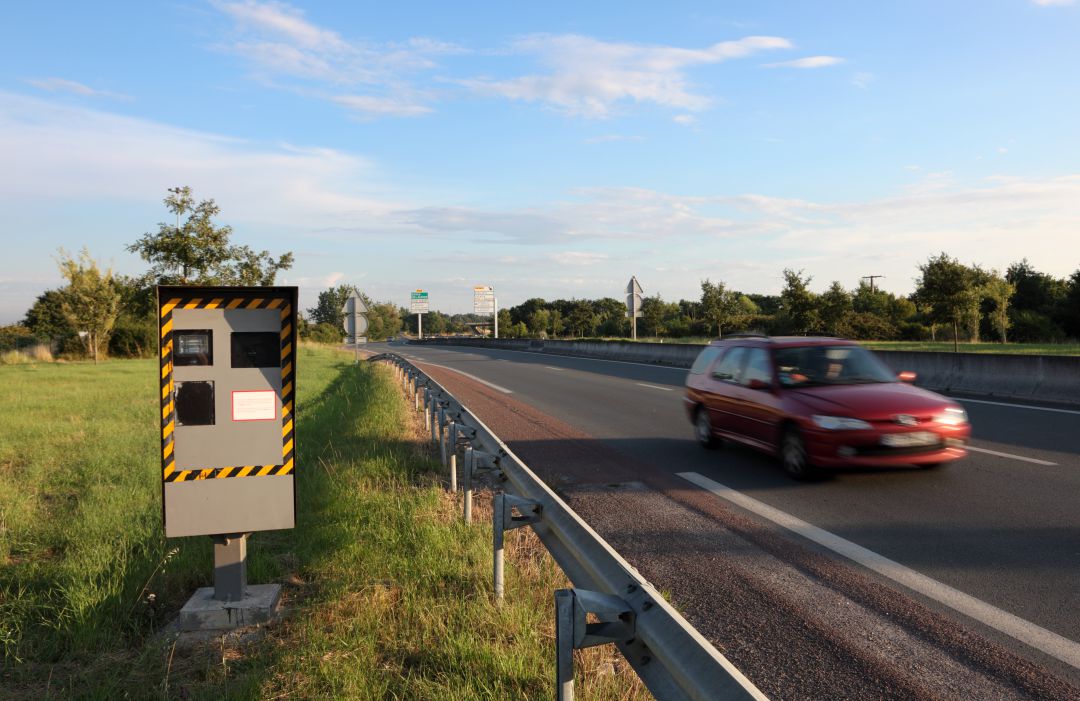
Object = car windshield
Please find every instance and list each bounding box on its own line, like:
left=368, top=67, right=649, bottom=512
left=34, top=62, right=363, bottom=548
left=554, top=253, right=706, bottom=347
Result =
left=774, top=345, right=897, bottom=387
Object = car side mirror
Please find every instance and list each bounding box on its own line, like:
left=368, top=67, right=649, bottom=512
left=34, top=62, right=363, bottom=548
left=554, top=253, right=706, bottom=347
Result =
left=898, top=371, right=917, bottom=383
left=747, top=378, right=772, bottom=390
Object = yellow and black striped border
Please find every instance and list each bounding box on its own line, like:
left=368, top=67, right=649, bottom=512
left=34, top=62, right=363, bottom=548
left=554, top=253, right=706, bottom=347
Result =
left=158, top=288, right=296, bottom=483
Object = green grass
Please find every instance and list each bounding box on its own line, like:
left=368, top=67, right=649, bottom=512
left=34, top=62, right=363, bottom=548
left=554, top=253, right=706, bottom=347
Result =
left=526, top=336, right=1080, bottom=355
left=0, top=347, right=647, bottom=699
left=859, top=341, right=1080, bottom=355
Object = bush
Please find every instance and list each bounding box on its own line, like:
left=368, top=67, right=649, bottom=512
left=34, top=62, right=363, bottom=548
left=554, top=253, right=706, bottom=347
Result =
left=109, top=315, right=157, bottom=358
left=898, top=321, right=931, bottom=341
left=1009, top=310, right=1065, bottom=343
left=836, top=312, right=900, bottom=340
left=306, top=321, right=344, bottom=344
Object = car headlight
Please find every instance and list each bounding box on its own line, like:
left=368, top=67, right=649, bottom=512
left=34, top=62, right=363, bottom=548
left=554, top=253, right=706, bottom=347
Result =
left=811, top=415, right=872, bottom=430
left=934, top=407, right=968, bottom=426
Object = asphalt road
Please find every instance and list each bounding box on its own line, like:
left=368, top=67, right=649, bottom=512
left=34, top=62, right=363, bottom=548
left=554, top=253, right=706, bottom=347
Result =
left=369, top=340, right=1080, bottom=694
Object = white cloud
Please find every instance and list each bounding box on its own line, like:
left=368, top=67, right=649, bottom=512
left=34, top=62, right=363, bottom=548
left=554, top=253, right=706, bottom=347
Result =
left=552, top=251, right=609, bottom=266
left=0, top=91, right=402, bottom=224
left=218, top=0, right=350, bottom=51
left=584, top=134, right=644, bottom=144
left=852, top=71, right=874, bottom=89
left=673, top=114, right=697, bottom=125
left=762, top=56, right=844, bottom=69
left=214, top=0, right=463, bottom=116
left=1031, top=0, right=1075, bottom=6
left=463, top=34, right=791, bottom=118
left=331, top=94, right=434, bottom=117
left=25, top=77, right=130, bottom=100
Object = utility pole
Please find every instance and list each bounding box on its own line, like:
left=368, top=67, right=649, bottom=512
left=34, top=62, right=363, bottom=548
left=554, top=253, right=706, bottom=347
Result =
left=861, top=275, right=885, bottom=293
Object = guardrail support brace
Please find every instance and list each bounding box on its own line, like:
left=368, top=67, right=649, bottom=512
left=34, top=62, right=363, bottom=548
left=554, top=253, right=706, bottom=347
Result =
left=554, top=588, right=636, bottom=701
left=493, top=493, right=542, bottom=600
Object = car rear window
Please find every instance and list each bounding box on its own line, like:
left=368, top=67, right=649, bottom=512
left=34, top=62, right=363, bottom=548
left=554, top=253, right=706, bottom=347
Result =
left=689, top=346, right=723, bottom=374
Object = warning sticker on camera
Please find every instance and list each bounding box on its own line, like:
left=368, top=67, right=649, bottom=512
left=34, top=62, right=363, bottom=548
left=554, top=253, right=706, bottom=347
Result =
left=232, top=390, right=277, bottom=422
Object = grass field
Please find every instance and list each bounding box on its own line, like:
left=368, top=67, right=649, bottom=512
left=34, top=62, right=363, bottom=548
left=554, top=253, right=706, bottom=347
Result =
left=860, top=340, right=1080, bottom=355
left=534, top=336, right=1080, bottom=355
left=0, top=346, right=647, bottom=699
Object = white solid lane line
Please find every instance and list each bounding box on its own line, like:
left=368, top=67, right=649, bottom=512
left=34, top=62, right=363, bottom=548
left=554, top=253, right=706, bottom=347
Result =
left=964, top=445, right=1057, bottom=466
left=953, top=397, right=1080, bottom=416
left=413, top=361, right=514, bottom=394
left=636, top=382, right=674, bottom=392
left=678, top=471, right=1080, bottom=670
left=545, top=366, right=564, bottom=371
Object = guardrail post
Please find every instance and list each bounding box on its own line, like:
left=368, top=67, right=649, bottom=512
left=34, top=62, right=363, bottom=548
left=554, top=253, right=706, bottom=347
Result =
left=493, top=493, right=542, bottom=600
left=555, top=590, right=575, bottom=701
left=439, top=411, right=448, bottom=467
left=463, top=446, right=474, bottom=523
left=553, top=589, right=635, bottom=701
left=423, top=388, right=432, bottom=430
left=447, top=423, right=457, bottom=490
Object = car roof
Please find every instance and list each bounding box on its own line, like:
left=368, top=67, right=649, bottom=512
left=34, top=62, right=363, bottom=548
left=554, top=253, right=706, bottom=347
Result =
left=707, top=336, right=859, bottom=349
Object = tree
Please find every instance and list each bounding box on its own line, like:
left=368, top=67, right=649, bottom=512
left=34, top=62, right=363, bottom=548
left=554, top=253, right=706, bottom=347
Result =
left=640, top=295, right=667, bottom=337
left=818, top=282, right=853, bottom=336
left=1062, top=268, right=1080, bottom=339
left=56, top=249, right=121, bottom=362
left=1006, top=259, right=1066, bottom=314
left=128, top=186, right=293, bottom=285
left=497, top=309, right=512, bottom=337
left=527, top=309, right=551, bottom=337
left=982, top=272, right=1015, bottom=343
left=699, top=279, right=741, bottom=337
left=566, top=301, right=595, bottom=337
left=307, top=284, right=359, bottom=331
left=365, top=301, right=402, bottom=341
left=24, top=289, right=71, bottom=340
left=779, top=269, right=819, bottom=335
left=915, top=253, right=985, bottom=349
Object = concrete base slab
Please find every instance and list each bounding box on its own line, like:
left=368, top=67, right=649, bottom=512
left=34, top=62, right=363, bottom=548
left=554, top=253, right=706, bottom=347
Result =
left=178, top=584, right=282, bottom=632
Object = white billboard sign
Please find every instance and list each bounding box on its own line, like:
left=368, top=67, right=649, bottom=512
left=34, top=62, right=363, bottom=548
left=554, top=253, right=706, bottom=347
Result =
left=473, top=285, right=496, bottom=314
left=410, top=290, right=429, bottom=314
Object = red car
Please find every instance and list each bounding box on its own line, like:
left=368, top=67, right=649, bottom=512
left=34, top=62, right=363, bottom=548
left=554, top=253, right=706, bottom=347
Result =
left=684, top=335, right=970, bottom=479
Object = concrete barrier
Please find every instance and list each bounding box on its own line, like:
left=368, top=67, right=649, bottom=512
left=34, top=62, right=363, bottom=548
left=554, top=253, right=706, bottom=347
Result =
left=874, top=351, right=1080, bottom=405
left=416, top=338, right=1080, bottom=406
left=418, top=337, right=702, bottom=367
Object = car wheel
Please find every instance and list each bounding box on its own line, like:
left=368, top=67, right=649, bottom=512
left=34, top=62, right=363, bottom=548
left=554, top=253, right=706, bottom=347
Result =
left=695, top=408, right=720, bottom=449
left=920, top=462, right=945, bottom=470
left=780, top=428, right=816, bottom=480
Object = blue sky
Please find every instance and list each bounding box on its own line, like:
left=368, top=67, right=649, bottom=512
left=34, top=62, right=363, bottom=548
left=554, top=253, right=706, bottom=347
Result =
left=2, top=0, right=1079, bottom=322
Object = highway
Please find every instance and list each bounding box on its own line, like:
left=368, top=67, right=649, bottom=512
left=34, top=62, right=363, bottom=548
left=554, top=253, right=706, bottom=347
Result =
left=369, top=340, right=1080, bottom=699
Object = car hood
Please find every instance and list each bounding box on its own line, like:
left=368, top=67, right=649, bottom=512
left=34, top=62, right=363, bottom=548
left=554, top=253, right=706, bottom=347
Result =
left=786, top=382, right=953, bottom=419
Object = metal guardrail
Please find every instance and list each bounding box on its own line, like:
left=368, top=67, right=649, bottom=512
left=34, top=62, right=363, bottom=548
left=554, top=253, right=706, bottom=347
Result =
left=369, top=352, right=769, bottom=701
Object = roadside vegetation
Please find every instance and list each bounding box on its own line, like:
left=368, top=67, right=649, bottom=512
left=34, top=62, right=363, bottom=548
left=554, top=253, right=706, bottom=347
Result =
left=0, top=345, right=647, bottom=699
left=5, top=187, right=1076, bottom=358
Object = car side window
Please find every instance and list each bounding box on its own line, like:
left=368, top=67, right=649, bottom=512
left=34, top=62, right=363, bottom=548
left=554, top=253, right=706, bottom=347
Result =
left=740, top=348, right=773, bottom=387
left=689, top=346, right=723, bottom=375
left=710, top=347, right=746, bottom=383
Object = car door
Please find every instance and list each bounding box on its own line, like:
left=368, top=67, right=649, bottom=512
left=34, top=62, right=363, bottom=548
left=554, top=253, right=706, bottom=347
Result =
left=731, top=347, right=784, bottom=449
left=703, top=346, right=746, bottom=436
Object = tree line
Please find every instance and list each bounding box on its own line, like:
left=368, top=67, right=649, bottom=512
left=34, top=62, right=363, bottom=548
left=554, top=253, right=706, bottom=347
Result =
left=5, top=186, right=1079, bottom=359
left=488, top=255, right=1080, bottom=344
